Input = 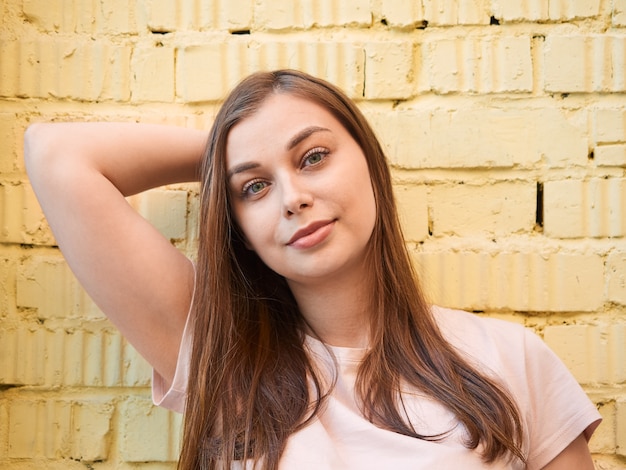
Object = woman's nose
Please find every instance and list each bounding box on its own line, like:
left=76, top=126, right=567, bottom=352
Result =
left=281, top=175, right=314, bottom=216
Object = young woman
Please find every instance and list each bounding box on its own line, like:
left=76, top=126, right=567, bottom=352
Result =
left=25, top=70, right=600, bottom=470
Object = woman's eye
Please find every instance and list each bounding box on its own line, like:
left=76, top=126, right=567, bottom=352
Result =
left=242, top=180, right=268, bottom=196
left=306, top=153, right=323, bottom=165
left=302, top=148, right=328, bottom=167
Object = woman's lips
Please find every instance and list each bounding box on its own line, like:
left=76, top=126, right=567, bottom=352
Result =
left=287, top=220, right=336, bottom=249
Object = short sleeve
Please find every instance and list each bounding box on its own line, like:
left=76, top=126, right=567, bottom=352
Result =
left=520, top=328, right=601, bottom=469
left=151, top=268, right=195, bottom=414
left=432, top=306, right=601, bottom=469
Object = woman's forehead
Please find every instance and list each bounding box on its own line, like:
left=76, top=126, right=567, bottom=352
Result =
left=225, top=94, right=345, bottom=160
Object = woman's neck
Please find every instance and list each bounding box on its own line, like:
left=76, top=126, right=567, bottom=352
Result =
left=288, top=273, right=372, bottom=348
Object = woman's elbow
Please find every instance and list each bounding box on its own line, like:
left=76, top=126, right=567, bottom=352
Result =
left=24, top=123, right=68, bottom=184
left=24, top=123, right=52, bottom=172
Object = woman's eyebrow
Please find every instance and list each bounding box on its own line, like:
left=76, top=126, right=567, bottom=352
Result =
left=227, top=162, right=260, bottom=180
left=286, top=126, right=331, bottom=151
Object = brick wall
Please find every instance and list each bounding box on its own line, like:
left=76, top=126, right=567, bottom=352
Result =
left=0, top=0, right=624, bottom=468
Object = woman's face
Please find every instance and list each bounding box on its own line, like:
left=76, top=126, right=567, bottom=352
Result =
left=226, top=93, right=377, bottom=288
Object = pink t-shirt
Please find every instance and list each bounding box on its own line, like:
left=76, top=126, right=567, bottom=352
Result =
left=153, top=306, right=601, bottom=469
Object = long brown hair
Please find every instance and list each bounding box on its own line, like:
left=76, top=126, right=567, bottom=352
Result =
left=179, top=70, right=524, bottom=469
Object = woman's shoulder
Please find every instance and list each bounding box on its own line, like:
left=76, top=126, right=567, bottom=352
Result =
left=431, top=305, right=530, bottom=355
left=430, top=305, right=601, bottom=468
left=429, top=305, right=561, bottom=384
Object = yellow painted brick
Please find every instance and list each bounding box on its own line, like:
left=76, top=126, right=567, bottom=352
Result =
left=124, top=342, right=155, bottom=387
left=615, top=0, right=626, bottom=26
left=0, top=114, right=22, bottom=174
left=254, top=0, right=371, bottom=30
left=393, top=185, right=428, bottom=242
left=430, top=182, right=536, bottom=236
left=7, top=398, right=112, bottom=460
left=187, top=190, right=201, bottom=254
left=415, top=251, right=604, bottom=312
left=543, top=178, right=626, bottom=238
left=594, top=108, right=626, bottom=144
left=0, top=181, right=55, bottom=245
left=50, top=328, right=93, bottom=386
left=144, top=0, right=253, bottom=32
left=543, top=324, right=626, bottom=385
left=176, top=42, right=232, bottom=102
left=127, top=189, right=188, bottom=240
left=367, top=106, right=586, bottom=169
left=545, top=35, right=626, bottom=93
left=23, top=0, right=145, bottom=34
left=381, top=0, right=424, bottom=28
left=0, top=254, right=15, bottom=316
left=364, top=41, right=415, bottom=99
left=423, top=36, right=532, bottom=94
left=590, top=456, right=626, bottom=470
left=215, top=0, right=254, bottom=31
left=59, top=328, right=151, bottom=387
left=143, top=0, right=177, bottom=32
left=22, top=0, right=70, bottom=32
left=131, top=47, right=175, bottom=102
left=17, top=255, right=103, bottom=320
left=0, top=40, right=21, bottom=98
left=589, top=401, right=616, bottom=453
left=1, top=324, right=150, bottom=387
left=493, top=0, right=600, bottom=21
left=176, top=42, right=238, bottom=102
left=8, top=399, right=68, bottom=458
left=595, top=144, right=626, bottom=166
left=71, top=401, right=114, bottom=461
left=617, top=399, right=626, bottom=457
left=607, top=251, right=626, bottom=305
left=0, top=326, right=46, bottom=386
left=96, top=0, right=146, bottom=34
left=0, top=399, right=7, bottom=459
left=177, top=40, right=364, bottom=102
left=120, top=396, right=182, bottom=462
left=6, top=38, right=131, bottom=101
left=549, top=0, right=601, bottom=19
left=423, top=0, right=490, bottom=25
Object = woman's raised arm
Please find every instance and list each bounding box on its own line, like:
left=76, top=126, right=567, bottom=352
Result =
left=24, top=122, right=207, bottom=385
